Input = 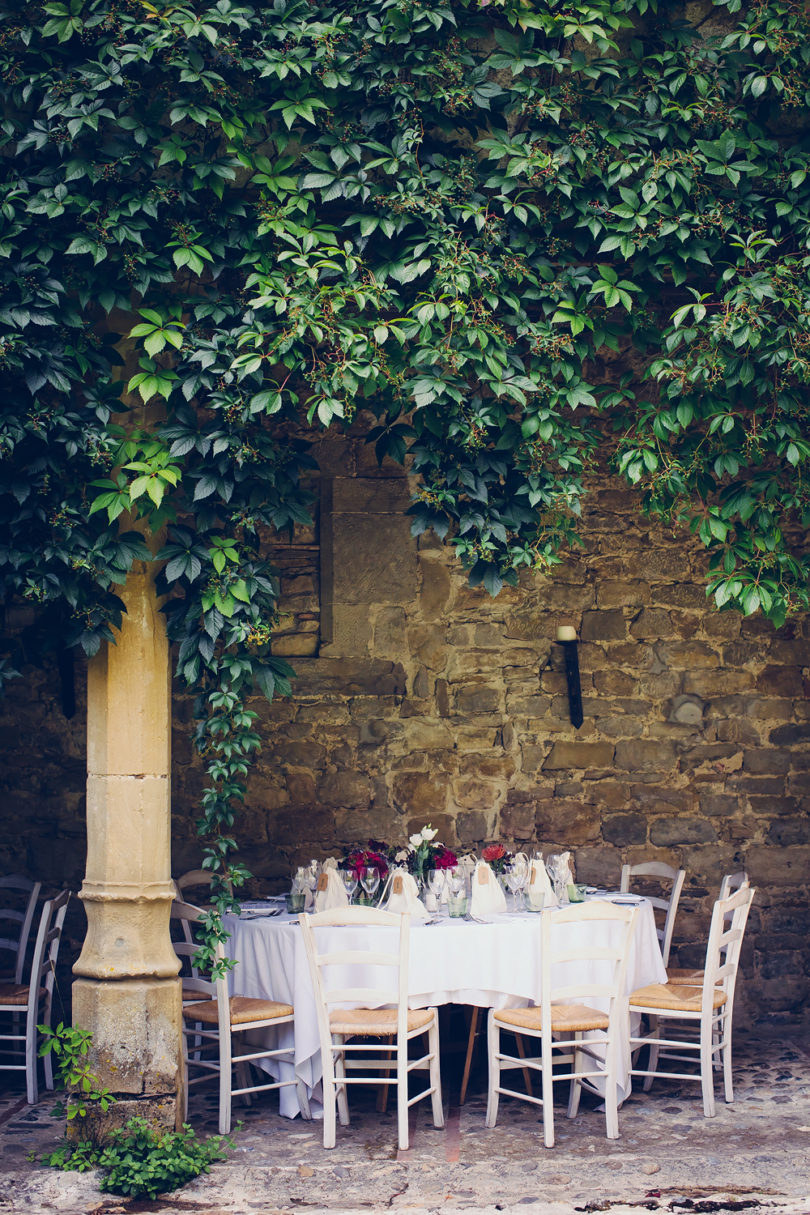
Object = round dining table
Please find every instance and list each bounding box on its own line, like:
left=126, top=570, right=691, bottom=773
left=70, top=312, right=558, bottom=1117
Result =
left=222, top=895, right=667, bottom=1119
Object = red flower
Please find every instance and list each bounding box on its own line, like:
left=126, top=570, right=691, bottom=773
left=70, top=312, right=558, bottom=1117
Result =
left=432, top=845, right=458, bottom=870
left=482, top=844, right=506, bottom=863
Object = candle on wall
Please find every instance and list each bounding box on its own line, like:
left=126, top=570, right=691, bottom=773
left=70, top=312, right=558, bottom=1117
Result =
left=555, top=623, right=583, bottom=729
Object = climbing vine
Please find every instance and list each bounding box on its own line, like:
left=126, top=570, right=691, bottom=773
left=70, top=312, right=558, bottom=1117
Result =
left=2, top=0, right=809, bottom=935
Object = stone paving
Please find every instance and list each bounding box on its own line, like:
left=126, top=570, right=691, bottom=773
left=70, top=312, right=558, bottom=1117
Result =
left=1, top=1027, right=809, bottom=1215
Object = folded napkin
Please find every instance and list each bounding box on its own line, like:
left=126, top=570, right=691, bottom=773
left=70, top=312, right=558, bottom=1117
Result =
left=323, top=857, right=339, bottom=871
left=314, top=868, right=349, bottom=912
left=470, top=861, right=507, bottom=917
left=382, top=870, right=429, bottom=920
left=527, top=854, right=558, bottom=910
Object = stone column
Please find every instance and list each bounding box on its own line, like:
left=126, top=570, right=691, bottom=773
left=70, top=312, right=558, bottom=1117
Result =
left=72, top=551, right=182, bottom=1130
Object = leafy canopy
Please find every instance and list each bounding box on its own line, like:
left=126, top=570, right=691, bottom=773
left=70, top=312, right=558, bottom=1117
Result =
left=2, top=0, right=810, bottom=927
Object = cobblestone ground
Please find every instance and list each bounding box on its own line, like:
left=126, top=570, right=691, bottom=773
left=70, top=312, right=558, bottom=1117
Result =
left=1, top=1028, right=808, bottom=1215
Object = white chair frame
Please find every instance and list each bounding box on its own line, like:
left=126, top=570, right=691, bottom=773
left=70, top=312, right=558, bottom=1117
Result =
left=0, top=875, right=42, bottom=984
left=172, top=900, right=310, bottom=1134
left=629, top=884, right=755, bottom=1117
left=486, top=901, right=638, bottom=1148
left=621, top=861, right=685, bottom=967
left=0, top=889, right=69, bottom=1103
left=299, top=906, right=444, bottom=1151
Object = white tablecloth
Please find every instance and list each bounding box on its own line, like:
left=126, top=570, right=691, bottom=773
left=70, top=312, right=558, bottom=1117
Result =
left=223, top=898, right=666, bottom=1118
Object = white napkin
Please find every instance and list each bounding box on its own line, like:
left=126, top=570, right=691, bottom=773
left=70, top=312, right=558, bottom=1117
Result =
left=382, top=871, right=429, bottom=920
left=527, top=854, right=558, bottom=910
left=470, top=861, right=507, bottom=917
left=314, top=868, right=349, bottom=912
left=323, top=857, right=339, bottom=871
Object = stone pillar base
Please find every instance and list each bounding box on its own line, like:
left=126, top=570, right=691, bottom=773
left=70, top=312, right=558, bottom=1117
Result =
left=71, top=977, right=184, bottom=1134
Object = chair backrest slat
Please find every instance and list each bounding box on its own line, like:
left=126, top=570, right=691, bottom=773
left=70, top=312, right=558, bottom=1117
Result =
left=0, top=876, right=42, bottom=983
left=543, top=902, right=638, bottom=1032
left=620, top=861, right=685, bottom=966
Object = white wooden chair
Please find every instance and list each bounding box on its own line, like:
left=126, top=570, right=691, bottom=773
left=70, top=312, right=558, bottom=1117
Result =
left=485, top=901, right=638, bottom=1148
left=299, top=906, right=444, bottom=1151
left=0, top=889, right=70, bottom=1103
left=0, top=875, right=41, bottom=984
left=172, top=901, right=310, bottom=1134
left=621, top=861, right=685, bottom=967
left=629, top=884, right=755, bottom=1117
left=667, top=871, right=749, bottom=985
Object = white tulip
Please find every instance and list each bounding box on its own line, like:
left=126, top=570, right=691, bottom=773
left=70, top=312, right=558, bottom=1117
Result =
left=421, top=826, right=438, bottom=841
left=409, top=833, right=423, bottom=848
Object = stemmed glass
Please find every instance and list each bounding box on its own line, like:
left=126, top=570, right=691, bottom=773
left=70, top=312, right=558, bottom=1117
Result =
left=426, top=869, right=445, bottom=907
left=340, top=869, right=358, bottom=904
left=360, top=865, right=380, bottom=905
left=445, top=867, right=465, bottom=898
left=505, top=858, right=528, bottom=911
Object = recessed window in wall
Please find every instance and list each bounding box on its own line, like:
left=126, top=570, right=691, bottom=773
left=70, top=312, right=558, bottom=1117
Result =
left=268, top=488, right=320, bottom=658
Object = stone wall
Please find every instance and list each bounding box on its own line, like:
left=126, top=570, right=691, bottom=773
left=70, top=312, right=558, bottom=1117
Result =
left=1, top=432, right=809, bottom=1027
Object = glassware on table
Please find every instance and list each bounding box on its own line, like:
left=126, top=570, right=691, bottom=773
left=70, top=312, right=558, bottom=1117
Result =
left=504, top=864, right=525, bottom=911
left=286, top=891, right=306, bottom=913
left=567, top=882, right=587, bottom=903
left=425, top=869, right=445, bottom=911
left=359, top=865, right=380, bottom=904
left=444, top=866, right=464, bottom=896
left=447, top=890, right=467, bottom=918
left=340, top=869, right=358, bottom=904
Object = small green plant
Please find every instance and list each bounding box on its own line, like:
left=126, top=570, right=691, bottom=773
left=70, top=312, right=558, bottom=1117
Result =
left=95, top=1117, right=233, bottom=1200
left=38, top=1023, right=116, bottom=1122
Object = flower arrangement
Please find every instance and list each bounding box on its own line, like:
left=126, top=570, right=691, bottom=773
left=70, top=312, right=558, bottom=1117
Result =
left=481, top=843, right=514, bottom=875
left=339, top=840, right=392, bottom=881
left=406, top=824, right=458, bottom=882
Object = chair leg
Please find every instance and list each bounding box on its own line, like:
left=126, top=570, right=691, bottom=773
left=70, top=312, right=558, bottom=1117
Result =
left=485, top=1011, right=500, bottom=1129
left=376, top=1034, right=394, bottom=1113
left=428, top=1018, right=444, bottom=1129
left=25, top=1007, right=38, bottom=1105
left=460, top=1006, right=480, bottom=1105
left=219, top=1031, right=232, bottom=1136
left=322, top=1046, right=338, bottom=1149
left=296, top=1078, right=312, bottom=1120
left=567, top=1031, right=582, bottom=1120
left=700, top=1021, right=716, bottom=1118
left=643, top=1016, right=660, bottom=1092
left=722, top=1020, right=734, bottom=1104
left=396, top=1037, right=409, bottom=1151
left=603, top=1034, right=619, bottom=1140
left=541, top=1039, right=555, bottom=1149
left=334, top=1036, right=349, bottom=1127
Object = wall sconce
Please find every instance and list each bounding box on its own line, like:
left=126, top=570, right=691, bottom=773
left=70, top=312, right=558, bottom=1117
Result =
left=556, top=625, right=583, bottom=729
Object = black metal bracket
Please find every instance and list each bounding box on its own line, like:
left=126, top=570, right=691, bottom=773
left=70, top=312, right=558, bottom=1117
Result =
left=558, top=639, right=583, bottom=729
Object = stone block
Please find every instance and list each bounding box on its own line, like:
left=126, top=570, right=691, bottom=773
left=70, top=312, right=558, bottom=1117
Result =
left=743, top=749, right=793, bottom=775
left=629, top=609, right=672, bottom=639
left=534, top=799, right=601, bottom=845
left=498, top=798, right=536, bottom=840
left=769, top=723, right=810, bottom=746
left=543, top=741, right=615, bottom=770
left=602, top=814, right=648, bottom=846
left=453, top=685, right=502, bottom=714
left=742, top=846, right=810, bottom=886
left=649, top=817, right=717, bottom=845
left=593, top=670, right=637, bottom=696
left=581, top=610, right=627, bottom=641
left=407, top=624, right=447, bottom=671
left=767, top=818, right=810, bottom=846
left=455, top=810, right=489, bottom=847
left=330, top=515, right=417, bottom=605
left=614, top=740, right=677, bottom=773
left=682, top=670, right=755, bottom=697
left=757, top=666, right=805, bottom=697
left=596, top=581, right=651, bottom=608
left=401, top=718, right=454, bottom=753
left=418, top=558, right=452, bottom=619
left=655, top=640, right=719, bottom=669
left=667, top=694, right=706, bottom=726
left=330, top=476, right=412, bottom=514
left=699, top=792, right=737, bottom=817
left=594, top=715, right=644, bottom=738
left=392, top=772, right=448, bottom=817
left=317, top=772, right=374, bottom=807
left=72, top=977, right=182, bottom=1097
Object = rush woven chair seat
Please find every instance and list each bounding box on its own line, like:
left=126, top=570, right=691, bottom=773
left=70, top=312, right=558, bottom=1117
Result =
left=300, top=905, right=444, bottom=1151
left=486, top=901, right=638, bottom=1149
left=183, top=996, right=295, bottom=1025
left=629, top=884, right=755, bottom=1118
left=172, top=900, right=310, bottom=1134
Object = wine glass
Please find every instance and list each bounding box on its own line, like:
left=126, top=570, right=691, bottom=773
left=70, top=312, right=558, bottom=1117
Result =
left=360, top=865, right=380, bottom=904
left=340, top=869, right=358, bottom=904
left=445, top=866, right=465, bottom=897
